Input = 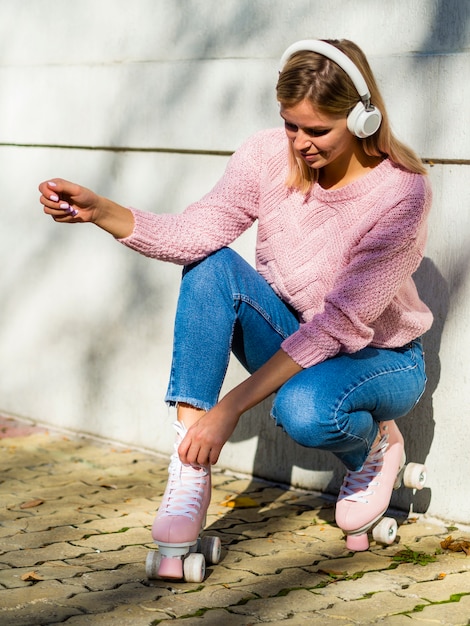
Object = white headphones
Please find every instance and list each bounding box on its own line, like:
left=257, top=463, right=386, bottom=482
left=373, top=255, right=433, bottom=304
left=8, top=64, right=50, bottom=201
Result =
left=279, top=40, right=382, bottom=139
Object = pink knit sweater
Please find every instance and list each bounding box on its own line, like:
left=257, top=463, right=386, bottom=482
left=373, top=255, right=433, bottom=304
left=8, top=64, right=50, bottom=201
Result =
left=120, top=128, right=433, bottom=369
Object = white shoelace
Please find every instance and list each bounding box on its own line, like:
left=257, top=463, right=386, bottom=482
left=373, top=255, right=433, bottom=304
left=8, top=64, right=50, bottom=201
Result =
left=160, top=422, right=209, bottom=520
left=339, top=433, right=389, bottom=505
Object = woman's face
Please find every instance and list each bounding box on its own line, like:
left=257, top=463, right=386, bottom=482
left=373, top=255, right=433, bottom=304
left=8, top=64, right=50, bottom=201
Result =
left=280, top=98, right=358, bottom=175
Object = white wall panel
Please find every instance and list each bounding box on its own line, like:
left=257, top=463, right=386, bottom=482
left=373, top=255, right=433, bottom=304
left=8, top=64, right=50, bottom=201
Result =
left=1, top=1, right=468, bottom=156
left=0, top=0, right=469, bottom=523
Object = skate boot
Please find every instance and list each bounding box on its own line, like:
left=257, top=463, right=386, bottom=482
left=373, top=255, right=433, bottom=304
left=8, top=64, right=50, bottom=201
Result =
left=335, top=421, right=406, bottom=551
left=146, top=421, right=221, bottom=582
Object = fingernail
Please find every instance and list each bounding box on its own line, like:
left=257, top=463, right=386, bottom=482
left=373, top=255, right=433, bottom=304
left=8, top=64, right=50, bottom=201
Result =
left=48, top=181, right=57, bottom=187
left=71, top=209, right=78, bottom=217
left=60, top=202, right=70, bottom=210
left=50, top=194, right=59, bottom=202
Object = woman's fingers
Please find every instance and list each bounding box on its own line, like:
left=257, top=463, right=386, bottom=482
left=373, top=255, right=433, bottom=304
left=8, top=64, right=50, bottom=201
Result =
left=177, top=419, right=224, bottom=466
left=39, top=179, right=84, bottom=220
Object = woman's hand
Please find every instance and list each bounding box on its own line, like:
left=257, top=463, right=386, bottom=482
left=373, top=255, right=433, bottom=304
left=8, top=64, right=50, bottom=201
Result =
left=39, top=178, right=135, bottom=238
left=178, top=350, right=303, bottom=467
left=178, top=402, right=240, bottom=467
left=39, top=178, right=100, bottom=224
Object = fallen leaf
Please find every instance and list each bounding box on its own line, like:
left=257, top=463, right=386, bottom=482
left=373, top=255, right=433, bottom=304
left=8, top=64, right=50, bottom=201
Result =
left=440, top=535, right=470, bottom=555
left=21, top=571, right=44, bottom=582
left=437, top=572, right=447, bottom=580
left=20, top=499, right=44, bottom=509
left=221, top=495, right=259, bottom=508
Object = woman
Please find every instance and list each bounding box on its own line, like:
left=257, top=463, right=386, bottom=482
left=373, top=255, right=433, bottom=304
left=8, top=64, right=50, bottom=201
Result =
left=39, top=39, right=432, bottom=572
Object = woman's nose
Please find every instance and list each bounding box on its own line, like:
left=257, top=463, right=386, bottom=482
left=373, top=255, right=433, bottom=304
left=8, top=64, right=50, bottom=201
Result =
left=293, top=130, right=312, bottom=152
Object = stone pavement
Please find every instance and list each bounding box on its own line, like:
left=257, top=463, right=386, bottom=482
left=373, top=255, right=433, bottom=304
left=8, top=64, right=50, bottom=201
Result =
left=1, top=415, right=470, bottom=626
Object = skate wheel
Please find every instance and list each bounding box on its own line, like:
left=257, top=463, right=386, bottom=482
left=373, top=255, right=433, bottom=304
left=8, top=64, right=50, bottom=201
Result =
left=145, top=551, right=162, bottom=579
left=403, top=463, right=427, bottom=490
left=372, top=517, right=398, bottom=545
left=346, top=533, right=370, bottom=551
left=183, top=552, right=206, bottom=583
left=201, top=535, right=222, bottom=565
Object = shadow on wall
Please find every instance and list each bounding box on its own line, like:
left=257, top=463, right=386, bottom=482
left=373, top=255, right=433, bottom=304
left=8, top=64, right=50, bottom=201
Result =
left=226, top=259, right=449, bottom=516
left=223, top=259, right=450, bottom=519
left=411, top=0, right=470, bottom=160
left=211, top=0, right=470, bottom=519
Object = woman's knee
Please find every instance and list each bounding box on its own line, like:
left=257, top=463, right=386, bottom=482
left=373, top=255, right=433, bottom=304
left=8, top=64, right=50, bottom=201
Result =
left=184, top=247, right=237, bottom=275
left=272, top=377, right=332, bottom=448
left=182, top=248, right=241, bottom=291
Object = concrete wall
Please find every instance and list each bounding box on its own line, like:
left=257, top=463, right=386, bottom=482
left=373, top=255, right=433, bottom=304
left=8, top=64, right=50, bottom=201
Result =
left=0, top=0, right=469, bottom=524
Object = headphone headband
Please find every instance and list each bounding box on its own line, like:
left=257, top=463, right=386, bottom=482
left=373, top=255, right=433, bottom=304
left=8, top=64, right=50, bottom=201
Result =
left=279, top=39, right=371, bottom=105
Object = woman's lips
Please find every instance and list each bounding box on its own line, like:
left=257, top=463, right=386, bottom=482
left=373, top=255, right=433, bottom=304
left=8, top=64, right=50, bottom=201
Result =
left=300, top=152, right=321, bottom=163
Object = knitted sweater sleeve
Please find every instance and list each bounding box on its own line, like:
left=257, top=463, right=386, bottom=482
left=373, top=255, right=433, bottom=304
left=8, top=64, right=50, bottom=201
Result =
left=281, top=175, right=432, bottom=368
left=118, top=133, right=263, bottom=264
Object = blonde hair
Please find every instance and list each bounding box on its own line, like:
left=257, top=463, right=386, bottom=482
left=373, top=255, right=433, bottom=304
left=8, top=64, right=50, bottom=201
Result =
left=276, top=39, right=427, bottom=193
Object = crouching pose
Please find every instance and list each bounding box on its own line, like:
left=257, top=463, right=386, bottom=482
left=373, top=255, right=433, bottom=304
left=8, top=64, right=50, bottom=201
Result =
left=39, top=39, right=432, bottom=577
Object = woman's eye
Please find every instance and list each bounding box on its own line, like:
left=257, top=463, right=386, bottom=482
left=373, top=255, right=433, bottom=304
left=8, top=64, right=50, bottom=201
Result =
left=284, top=121, right=298, bottom=132
left=307, top=128, right=329, bottom=137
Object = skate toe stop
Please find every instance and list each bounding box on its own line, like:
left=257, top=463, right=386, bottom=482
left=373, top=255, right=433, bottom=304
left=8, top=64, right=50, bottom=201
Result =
left=158, top=556, right=184, bottom=580
left=346, top=533, right=370, bottom=551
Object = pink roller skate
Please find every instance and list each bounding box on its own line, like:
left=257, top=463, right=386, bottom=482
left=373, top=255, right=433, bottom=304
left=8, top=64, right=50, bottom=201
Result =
left=335, top=421, right=426, bottom=551
left=145, top=421, right=221, bottom=582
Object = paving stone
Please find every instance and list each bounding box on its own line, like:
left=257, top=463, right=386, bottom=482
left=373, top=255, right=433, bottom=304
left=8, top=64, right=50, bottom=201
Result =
left=0, top=605, right=82, bottom=626
left=61, top=581, right=159, bottom=613
left=241, top=516, right=317, bottom=539
left=255, top=615, right=348, bottom=626
left=71, top=526, right=151, bottom=551
left=212, top=477, right=257, bottom=496
left=142, top=584, right=259, bottom=619
left=391, top=553, right=470, bottom=581
left=166, top=607, right=261, bottom=626
left=398, top=517, right=449, bottom=540
left=67, top=545, right=148, bottom=570
left=2, top=510, right=103, bottom=533
left=412, top=593, right=470, bottom=626
left=228, top=535, right=296, bottom=557
left=220, top=547, right=321, bottom=576
left=23, top=481, right=102, bottom=502
left=228, top=565, right=330, bottom=597
left=1, top=526, right=86, bottom=552
left=0, top=543, right=94, bottom=568
left=0, top=562, right=92, bottom=589
left=191, top=563, right=255, bottom=587
left=79, top=511, right=154, bottom=533
left=0, top=579, right=78, bottom=609
left=229, top=588, right=331, bottom=620
left=317, top=589, right=425, bottom=622
left=397, top=570, right=470, bottom=603
left=61, top=603, right=172, bottom=625
left=1, top=419, right=467, bottom=626
left=317, top=570, right=415, bottom=601
left=314, top=550, right=398, bottom=577
left=75, top=502, right=151, bottom=519
left=78, top=563, right=160, bottom=591
left=377, top=616, right=442, bottom=625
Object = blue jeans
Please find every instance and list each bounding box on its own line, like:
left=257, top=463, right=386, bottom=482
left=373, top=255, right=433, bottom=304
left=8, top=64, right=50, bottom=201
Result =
left=165, top=248, right=427, bottom=471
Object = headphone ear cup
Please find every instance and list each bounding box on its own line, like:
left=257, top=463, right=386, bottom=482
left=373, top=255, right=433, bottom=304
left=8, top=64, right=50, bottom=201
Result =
left=347, top=102, right=382, bottom=138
